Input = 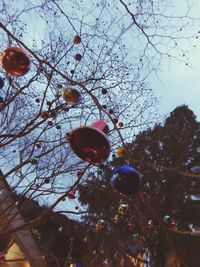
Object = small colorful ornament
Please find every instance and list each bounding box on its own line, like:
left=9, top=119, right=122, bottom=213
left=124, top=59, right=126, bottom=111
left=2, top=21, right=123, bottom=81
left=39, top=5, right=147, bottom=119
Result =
left=116, top=147, right=127, bottom=157
left=35, top=98, right=40, bottom=103
left=111, top=165, right=140, bottom=195
left=57, top=83, right=63, bottom=89
left=68, top=189, right=76, bottom=199
left=30, top=157, right=38, bottom=165
left=69, top=120, right=110, bottom=164
left=170, top=219, right=177, bottom=228
left=47, top=120, right=53, bottom=126
left=118, top=203, right=129, bottom=216
left=101, top=89, right=107, bottom=95
left=112, top=118, right=118, bottom=124
left=163, top=215, right=172, bottom=225
left=147, top=220, right=153, bottom=229
left=40, top=111, right=48, bottom=120
left=111, top=215, right=120, bottom=224
left=127, top=222, right=134, bottom=231
left=36, top=143, right=41, bottom=149
left=96, top=219, right=106, bottom=232
left=73, top=35, right=81, bottom=44
left=46, top=100, right=51, bottom=106
left=0, top=77, right=4, bottom=89
left=56, top=123, right=61, bottom=130
left=63, top=87, right=80, bottom=104
left=118, top=122, right=124, bottom=127
left=74, top=54, right=82, bottom=61
left=1, top=46, right=31, bottom=76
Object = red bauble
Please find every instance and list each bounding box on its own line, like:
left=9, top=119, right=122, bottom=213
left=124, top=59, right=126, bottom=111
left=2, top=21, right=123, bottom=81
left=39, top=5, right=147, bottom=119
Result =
left=1, top=47, right=31, bottom=76
left=73, top=35, right=81, bottom=44
left=74, top=54, right=82, bottom=61
left=69, top=120, right=110, bottom=164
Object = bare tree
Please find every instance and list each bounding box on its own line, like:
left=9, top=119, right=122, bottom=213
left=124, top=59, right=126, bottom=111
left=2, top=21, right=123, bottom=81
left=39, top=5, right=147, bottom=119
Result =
left=0, top=0, right=199, bottom=265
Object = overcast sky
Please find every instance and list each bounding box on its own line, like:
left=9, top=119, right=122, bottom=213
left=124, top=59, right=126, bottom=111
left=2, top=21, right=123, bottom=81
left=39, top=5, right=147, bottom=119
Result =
left=150, top=0, right=200, bottom=121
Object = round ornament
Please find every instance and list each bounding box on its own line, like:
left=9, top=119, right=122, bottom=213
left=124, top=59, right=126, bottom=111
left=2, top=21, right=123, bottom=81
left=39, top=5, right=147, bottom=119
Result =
left=1, top=47, right=31, bottom=76
left=110, top=165, right=140, bottom=195
left=47, top=120, right=53, bottom=126
left=63, top=87, right=80, bottom=104
left=96, top=219, right=106, bottom=232
left=111, top=215, right=120, bottom=224
left=40, top=111, right=48, bottom=120
left=0, top=77, right=4, bottom=89
left=36, top=143, right=41, bottom=149
left=56, top=124, right=61, bottom=130
left=74, top=54, right=82, bottom=61
left=73, top=35, right=81, bottom=44
left=118, top=203, right=129, bottom=216
left=68, top=189, right=76, bottom=199
left=30, top=157, right=38, bottom=165
left=101, top=89, right=107, bottom=95
left=116, top=147, right=127, bottom=157
left=118, top=122, right=124, bottom=127
left=163, top=215, right=172, bottom=225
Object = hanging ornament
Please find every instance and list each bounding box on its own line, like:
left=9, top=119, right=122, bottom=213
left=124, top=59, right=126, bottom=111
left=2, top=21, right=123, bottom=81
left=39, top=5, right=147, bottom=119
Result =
left=147, top=220, right=153, bottom=229
left=0, top=77, right=4, bottom=89
left=118, top=122, right=124, bottom=127
left=102, top=105, right=107, bottom=109
left=63, top=87, right=80, bottom=104
left=57, top=83, right=63, bottom=89
left=163, top=215, right=172, bottom=225
left=116, top=147, right=127, bottom=157
left=44, top=178, right=50, bottom=184
left=47, top=120, right=53, bottom=126
left=101, top=88, right=107, bottom=95
left=73, top=35, right=81, bottom=44
left=108, top=109, right=113, bottom=114
left=127, top=221, right=134, bottom=231
left=110, top=165, right=140, bottom=195
left=46, top=100, right=51, bottom=106
left=170, top=219, right=177, bottom=229
left=0, top=96, right=3, bottom=103
left=56, top=123, right=61, bottom=130
left=1, top=47, right=31, bottom=76
left=69, top=119, right=110, bottom=164
left=118, top=203, right=129, bottom=216
left=35, top=143, right=41, bottom=149
left=96, top=219, right=106, bottom=232
left=40, top=111, right=48, bottom=120
left=111, top=215, right=120, bottom=225
left=35, top=98, right=40, bottom=103
left=68, top=189, right=76, bottom=199
left=74, top=54, right=82, bottom=61
left=112, top=118, right=118, bottom=124
left=30, top=157, right=38, bottom=165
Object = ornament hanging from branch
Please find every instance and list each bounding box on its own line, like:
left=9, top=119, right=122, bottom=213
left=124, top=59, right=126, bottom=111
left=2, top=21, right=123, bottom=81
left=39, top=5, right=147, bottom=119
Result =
left=62, top=87, right=80, bottom=104
left=111, top=165, right=140, bottom=195
left=0, top=47, right=31, bottom=76
left=69, top=120, right=110, bottom=164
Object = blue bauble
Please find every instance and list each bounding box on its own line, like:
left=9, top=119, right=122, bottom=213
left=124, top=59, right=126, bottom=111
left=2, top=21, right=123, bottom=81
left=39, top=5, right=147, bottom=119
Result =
left=111, top=165, right=140, bottom=195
